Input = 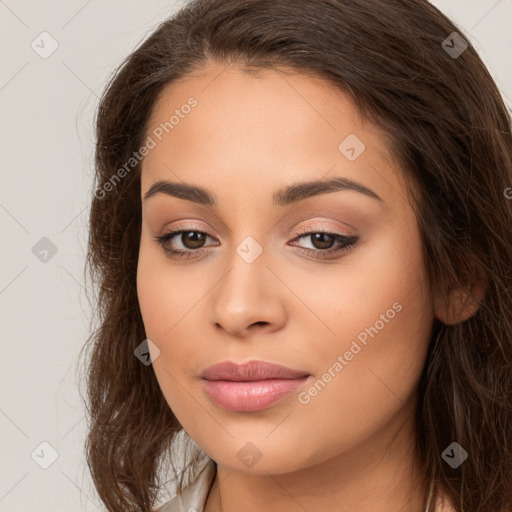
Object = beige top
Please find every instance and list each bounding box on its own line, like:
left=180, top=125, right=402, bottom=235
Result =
left=155, top=452, right=457, bottom=512
left=156, top=454, right=216, bottom=512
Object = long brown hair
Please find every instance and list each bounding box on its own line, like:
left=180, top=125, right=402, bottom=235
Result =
left=79, top=1, right=512, bottom=510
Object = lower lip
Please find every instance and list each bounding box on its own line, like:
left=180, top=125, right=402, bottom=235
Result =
left=201, top=377, right=310, bottom=412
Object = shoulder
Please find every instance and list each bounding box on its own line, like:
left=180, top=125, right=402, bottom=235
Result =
left=155, top=454, right=216, bottom=512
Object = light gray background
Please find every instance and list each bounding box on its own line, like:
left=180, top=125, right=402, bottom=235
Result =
left=1, top=1, right=511, bottom=510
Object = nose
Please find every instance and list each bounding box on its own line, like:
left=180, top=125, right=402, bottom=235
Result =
left=208, top=249, right=287, bottom=338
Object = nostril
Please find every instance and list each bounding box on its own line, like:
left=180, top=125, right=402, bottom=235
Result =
left=251, top=321, right=268, bottom=327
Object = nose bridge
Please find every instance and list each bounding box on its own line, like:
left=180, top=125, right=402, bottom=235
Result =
left=216, top=198, right=272, bottom=282
left=209, top=231, right=286, bottom=335
left=216, top=233, right=269, bottom=308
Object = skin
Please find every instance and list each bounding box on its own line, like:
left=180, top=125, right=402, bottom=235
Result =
left=136, top=60, right=465, bottom=511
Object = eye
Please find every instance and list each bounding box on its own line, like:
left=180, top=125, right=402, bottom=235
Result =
left=154, top=228, right=217, bottom=259
left=153, top=226, right=359, bottom=260
left=290, top=229, right=359, bottom=259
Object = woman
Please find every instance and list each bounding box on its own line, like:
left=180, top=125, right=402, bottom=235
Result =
left=81, top=0, right=512, bottom=511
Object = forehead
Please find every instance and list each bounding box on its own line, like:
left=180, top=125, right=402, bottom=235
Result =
left=141, top=60, right=406, bottom=210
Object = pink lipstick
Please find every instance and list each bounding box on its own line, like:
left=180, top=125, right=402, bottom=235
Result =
left=200, top=360, right=311, bottom=412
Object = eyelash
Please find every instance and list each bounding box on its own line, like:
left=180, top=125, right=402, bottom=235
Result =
left=153, top=225, right=359, bottom=261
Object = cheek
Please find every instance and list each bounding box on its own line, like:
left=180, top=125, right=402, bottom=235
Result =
left=293, top=220, right=431, bottom=426
left=137, top=243, right=185, bottom=381
left=136, top=248, right=202, bottom=424
left=136, top=235, right=193, bottom=341
left=289, top=214, right=429, bottom=354
left=136, top=239, right=208, bottom=380
left=290, top=287, right=432, bottom=468
left=333, top=218, right=432, bottom=389
left=136, top=257, right=168, bottom=341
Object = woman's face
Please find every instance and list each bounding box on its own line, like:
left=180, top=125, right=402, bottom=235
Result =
left=137, top=60, right=434, bottom=474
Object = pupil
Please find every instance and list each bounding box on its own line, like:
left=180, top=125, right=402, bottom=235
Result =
left=312, top=233, right=333, bottom=250
left=183, top=231, right=205, bottom=249
left=179, top=232, right=335, bottom=251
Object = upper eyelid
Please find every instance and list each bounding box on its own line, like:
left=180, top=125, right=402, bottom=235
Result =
left=156, top=230, right=356, bottom=258
left=156, top=228, right=358, bottom=263
left=161, top=217, right=355, bottom=235
left=158, top=225, right=355, bottom=251
left=159, top=223, right=354, bottom=240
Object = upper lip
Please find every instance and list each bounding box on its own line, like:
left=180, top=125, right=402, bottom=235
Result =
left=200, top=360, right=310, bottom=381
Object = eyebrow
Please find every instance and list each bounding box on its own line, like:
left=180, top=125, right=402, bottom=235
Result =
left=142, top=176, right=383, bottom=206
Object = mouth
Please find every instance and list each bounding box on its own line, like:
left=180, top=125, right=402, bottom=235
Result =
left=200, top=360, right=312, bottom=412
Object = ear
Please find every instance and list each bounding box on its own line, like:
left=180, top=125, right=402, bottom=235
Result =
left=434, top=268, right=487, bottom=325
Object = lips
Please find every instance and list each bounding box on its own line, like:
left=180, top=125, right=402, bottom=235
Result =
left=200, top=360, right=310, bottom=381
left=200, top=360, right=311, bottom=412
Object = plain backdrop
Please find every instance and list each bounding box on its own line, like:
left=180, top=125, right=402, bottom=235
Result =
left=1, top=1, right=511, bottom=510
